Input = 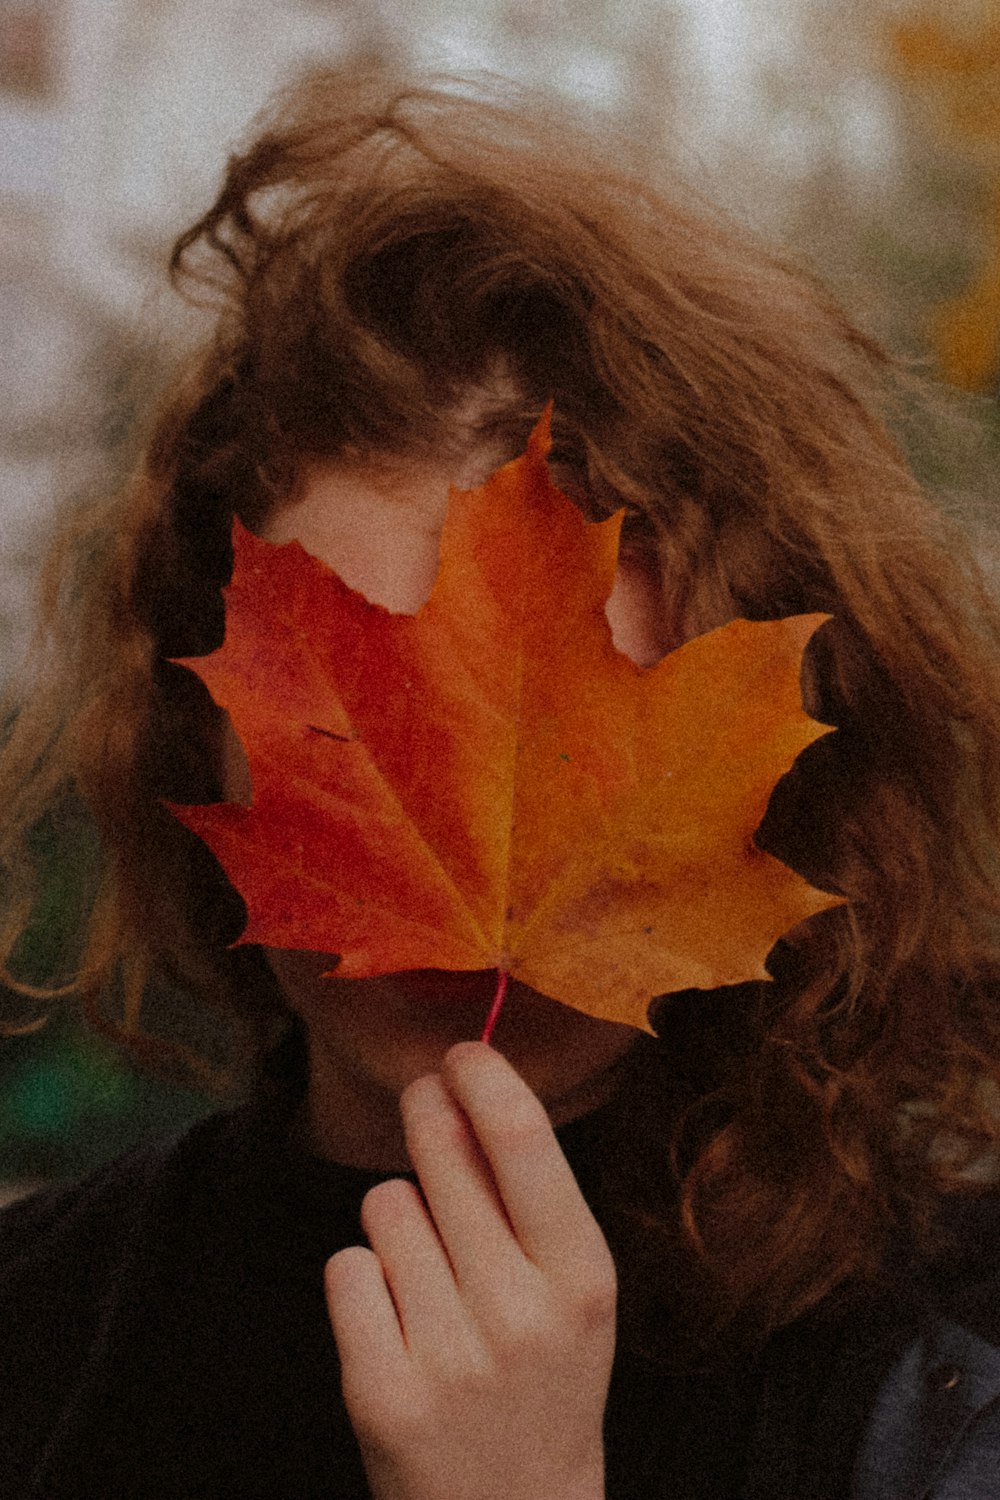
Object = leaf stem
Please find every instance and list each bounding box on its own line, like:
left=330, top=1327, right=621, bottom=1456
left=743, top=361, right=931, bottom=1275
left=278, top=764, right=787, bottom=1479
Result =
left=480, top=970, right=509, bottom=1045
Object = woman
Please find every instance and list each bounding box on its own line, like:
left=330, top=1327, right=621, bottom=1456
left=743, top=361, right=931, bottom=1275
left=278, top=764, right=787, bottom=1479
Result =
left=3, top=67, right=1000, bottom=1499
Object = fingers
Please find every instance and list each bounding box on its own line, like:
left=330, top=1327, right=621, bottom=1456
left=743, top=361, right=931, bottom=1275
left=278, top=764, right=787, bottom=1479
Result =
left=325, top=1244, right=408, bottom=1418
left=358, top=1177, right=481, bottom=1356
left=326, top=1047, right=616, bottom=1500
left=339, top=1041, right=614, bottom=1362
left=439, top=1042, right=614, bottom=1286
left=399, top=1072, right=529, bottom=1303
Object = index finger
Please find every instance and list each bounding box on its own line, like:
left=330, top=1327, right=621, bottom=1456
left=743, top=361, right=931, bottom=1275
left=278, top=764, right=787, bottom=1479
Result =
left=439, top=1041, right=609, bottom=1274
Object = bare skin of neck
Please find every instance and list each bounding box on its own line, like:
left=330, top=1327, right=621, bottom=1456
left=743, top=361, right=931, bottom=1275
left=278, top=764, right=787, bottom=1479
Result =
left=293, top=1018, right=634, bottom=1173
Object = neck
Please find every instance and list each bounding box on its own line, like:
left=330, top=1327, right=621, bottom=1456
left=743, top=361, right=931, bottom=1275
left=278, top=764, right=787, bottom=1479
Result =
left=292, top=1030, right=635, bottom=1174
left=294, top=1042, right=413, bottom=1172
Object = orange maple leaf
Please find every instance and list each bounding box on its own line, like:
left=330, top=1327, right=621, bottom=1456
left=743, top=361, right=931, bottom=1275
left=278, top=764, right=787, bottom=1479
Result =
left=170, top=415, right=839, bottom=1033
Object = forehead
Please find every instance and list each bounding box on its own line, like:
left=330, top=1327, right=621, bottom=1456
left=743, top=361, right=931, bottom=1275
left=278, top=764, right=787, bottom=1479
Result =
left=260, top=444, right=670, bottom=670
left=260, top=460, right=455, bottom=615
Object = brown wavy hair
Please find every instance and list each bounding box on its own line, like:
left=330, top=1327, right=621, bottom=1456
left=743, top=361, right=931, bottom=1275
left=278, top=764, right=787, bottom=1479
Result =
left=3, top=66, right=1000, bottom=1338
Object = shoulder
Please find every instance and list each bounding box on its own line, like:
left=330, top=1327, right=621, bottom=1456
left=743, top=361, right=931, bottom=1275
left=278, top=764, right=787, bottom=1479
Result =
left=2, top=1137, right=172, bottom=1266
left=927, top=1191, right=1000, bottom=1343
left=0, top=1100, right=279, bottom=1489
left=0, top=1106, right=242, bottom=1346
left=1, top=1104, right=243, bottom=1277
left=0, top=1063, right=360, bottom=1498
left=854, top=1192, right=1000, bottom=1500
left=0, top=1109, right=242, bottom=1407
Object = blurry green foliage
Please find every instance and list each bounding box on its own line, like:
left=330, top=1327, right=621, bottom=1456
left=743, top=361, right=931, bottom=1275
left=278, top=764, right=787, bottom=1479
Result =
left=1, top=803, right=212, bottom=1187
left=0, top=1010, right=211, bottom=1183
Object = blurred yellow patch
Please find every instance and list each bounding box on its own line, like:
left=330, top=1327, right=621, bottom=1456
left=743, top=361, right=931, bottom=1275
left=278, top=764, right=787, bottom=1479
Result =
left=887, top=12, right=1000, bottom=389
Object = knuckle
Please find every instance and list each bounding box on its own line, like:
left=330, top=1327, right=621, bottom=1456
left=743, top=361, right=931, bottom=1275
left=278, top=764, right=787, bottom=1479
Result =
left=487, top=1100, right=548, bottom=1155
left=494, top=1307, right=548, bottom=1361
left=439, top=1346, right=495, bottom=1399
left=481, top=1283, right=552, bottom=1359
left=569, top=1255, right=618, bottom=1329
left=354, top=1356, right=493, bottom=1447
left=575, top=1278, right=617, bottom=1333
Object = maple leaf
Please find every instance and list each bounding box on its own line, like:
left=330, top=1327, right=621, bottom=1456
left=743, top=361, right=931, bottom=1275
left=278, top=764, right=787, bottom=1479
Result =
left=170, top=414, right=840, bottom=1033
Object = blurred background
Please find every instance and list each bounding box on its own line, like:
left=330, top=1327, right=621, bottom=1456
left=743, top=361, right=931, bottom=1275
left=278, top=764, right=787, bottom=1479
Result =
left=2, top=0, right=999, bottom=1198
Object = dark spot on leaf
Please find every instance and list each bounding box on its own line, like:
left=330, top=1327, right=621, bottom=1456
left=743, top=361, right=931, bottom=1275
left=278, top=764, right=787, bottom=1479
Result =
left=307, top=724, right=354, bottom=742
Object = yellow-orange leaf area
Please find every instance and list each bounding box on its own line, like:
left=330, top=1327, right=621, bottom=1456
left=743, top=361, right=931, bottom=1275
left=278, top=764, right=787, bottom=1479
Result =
left=169, top=417, right=840, bottom=1033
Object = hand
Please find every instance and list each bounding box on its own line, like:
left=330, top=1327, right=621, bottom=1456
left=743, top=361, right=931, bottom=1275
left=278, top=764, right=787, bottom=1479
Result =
left=324, top=1040, right=616, bottom=1500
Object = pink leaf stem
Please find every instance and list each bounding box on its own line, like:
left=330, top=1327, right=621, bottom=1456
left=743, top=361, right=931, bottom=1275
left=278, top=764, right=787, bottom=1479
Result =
left=480, top=970, right=509, bottom=1045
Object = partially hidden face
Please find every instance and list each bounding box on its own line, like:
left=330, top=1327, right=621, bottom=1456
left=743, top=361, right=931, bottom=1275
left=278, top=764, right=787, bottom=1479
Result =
left=225, top=444, right=672, bottom=1132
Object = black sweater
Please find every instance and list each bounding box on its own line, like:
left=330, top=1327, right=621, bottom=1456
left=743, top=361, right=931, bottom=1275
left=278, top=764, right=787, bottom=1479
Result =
left=0, top=1048, right=976, bottom=1499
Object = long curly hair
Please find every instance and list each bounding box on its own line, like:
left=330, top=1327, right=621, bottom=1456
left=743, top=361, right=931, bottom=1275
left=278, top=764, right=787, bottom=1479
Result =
left=3, top=66, right=1000, bottom=1339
